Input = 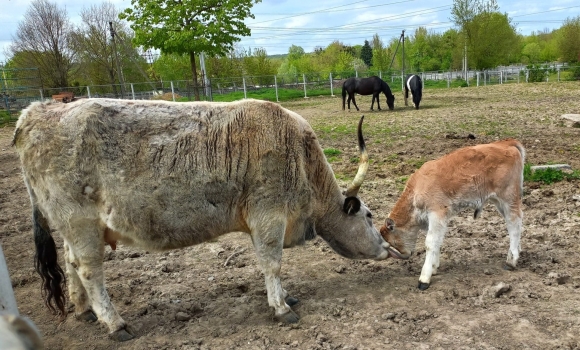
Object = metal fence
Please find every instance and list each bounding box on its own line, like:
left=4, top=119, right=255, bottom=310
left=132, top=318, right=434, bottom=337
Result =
left=1, top=64, right=578, bottom=123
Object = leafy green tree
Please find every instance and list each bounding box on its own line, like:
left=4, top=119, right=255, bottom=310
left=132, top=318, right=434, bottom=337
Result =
left=120, top=0, right=261, bottom=100
left=521, top=43, right=541, bottom=63
left=10, top=0, right=75, bottom=88
left=360, top=40, right=373, bottom=67
left=371, top=34, right=389, bottom=72
left=557, top=16, right=580, bottom=63
left=152, top=53, right=191, bottom=82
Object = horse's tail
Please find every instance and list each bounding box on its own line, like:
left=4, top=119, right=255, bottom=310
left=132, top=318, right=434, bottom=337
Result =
left=341, top=82, right=347, bottom=110
left=33, top=204, right=67, bottom=316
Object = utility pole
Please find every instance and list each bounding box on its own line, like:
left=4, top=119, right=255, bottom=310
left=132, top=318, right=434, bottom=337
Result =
left=401, top=30, right=405, bottom=91
left=109, top=21, right=126, bottom=98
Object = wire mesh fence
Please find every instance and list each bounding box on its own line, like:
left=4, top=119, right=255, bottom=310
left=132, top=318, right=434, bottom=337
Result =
left=1, top=64, right=578, bottom=124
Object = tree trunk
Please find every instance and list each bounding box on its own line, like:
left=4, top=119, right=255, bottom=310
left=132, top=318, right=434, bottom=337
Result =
left=189, top=51, right=200, bottom=101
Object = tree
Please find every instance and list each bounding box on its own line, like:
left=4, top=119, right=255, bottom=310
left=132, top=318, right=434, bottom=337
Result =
left=371, top=34, right=389, bottom=72
left=71, top=2, right=144, bottom=95
left=9, top=0, right=75, bottom=88
left=451, top=0, right=519, bottom=69
left=360, top=40, right=373, bottom=67
left=557, top=16, right=580, bottom=63
left=120, top=0, right=261, bottom=100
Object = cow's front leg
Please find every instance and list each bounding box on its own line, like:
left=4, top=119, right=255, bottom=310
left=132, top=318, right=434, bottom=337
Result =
left=418, top=213, right=447, bottom=290
left=250, top=218, right=298, bottom=323
left=65, top=220, right=134, bottom=341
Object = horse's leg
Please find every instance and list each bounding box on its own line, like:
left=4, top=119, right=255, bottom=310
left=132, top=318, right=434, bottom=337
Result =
left=351, top=94, right=359, bottom=111
left=376, top=93, right=381, bottom=111
left=404, top=88, right=409, bottom=106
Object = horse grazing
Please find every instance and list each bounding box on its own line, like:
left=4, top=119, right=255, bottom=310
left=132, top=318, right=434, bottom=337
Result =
left=404, top=74, right=423, bottom=109
left=342, top=76, right=395, bottom=111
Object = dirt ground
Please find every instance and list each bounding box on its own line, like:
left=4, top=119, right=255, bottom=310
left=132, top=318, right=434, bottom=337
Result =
left=2, top=82, right=580, bottom=350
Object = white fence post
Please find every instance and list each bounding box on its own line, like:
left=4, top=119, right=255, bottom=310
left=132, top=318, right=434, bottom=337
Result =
left=87, top=86, right=91, bottom=98
left=379, top=71, right=382, bottom=79
left=329, top=73, right=334, bottom=97
left=303, top=74, right=308, bottom=98
left=39, top=89, right=43, bottom=100
left=274, top=75, right=279, bottom=102
left=130, top=83, right=135, bottom=100
left=447, top=72, right=450, bottom=88
left=243, top=77, right=247, bottom=99
left=558, top=68, right=560, bottom=82
left=355, top=70, right=358, bottom=78
left=170, top=81, right=175, bottom=101
left=476, top=72, right=479, bottom=87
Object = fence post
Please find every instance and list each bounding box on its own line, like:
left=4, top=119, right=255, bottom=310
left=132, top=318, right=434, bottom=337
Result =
left=243, top=77, right=247, bottom=99
left=476, top=72, right=479, bottom=87
left=274, top=75, right=279, bottom=102
left=526, top=70, right=529, bottom=83
left=379, top=71, right=382, bottom=79
left=87, top=86, right=91, bottom=98
left=558, top=68, right=560, bottom=82
left=355, top=70, right=358, bottom=78
left=130, top=83, right=135, bottom=100
left=39, top=89, right=43, bottom=100
left=447, top=72, right=450, bottom=88
left=170, top=81, right=175, bottom=101
left=303, top=74, right=308, bottom=98
left=329, top=73, right=334, bottom=97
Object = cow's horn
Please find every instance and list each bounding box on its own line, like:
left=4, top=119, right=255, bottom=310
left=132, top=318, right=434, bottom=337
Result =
left=344, top=116, right=369, bottom=198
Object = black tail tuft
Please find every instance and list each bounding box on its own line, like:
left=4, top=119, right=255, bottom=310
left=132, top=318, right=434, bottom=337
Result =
left=33, top=208, right=67, bottom=315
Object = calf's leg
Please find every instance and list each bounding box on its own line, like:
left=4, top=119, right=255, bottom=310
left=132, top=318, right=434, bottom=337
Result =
left=418, top=213, right=447, bottom=290
left=496, top=200, right=523, bottom=270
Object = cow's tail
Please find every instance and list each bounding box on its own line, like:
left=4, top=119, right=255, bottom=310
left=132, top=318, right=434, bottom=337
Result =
left=33, top=205, right=67, bottom=316
left=341, top=83, right=347, bottom=110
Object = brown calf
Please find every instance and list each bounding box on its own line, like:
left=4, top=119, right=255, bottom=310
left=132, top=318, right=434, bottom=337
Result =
left=380, top=139, right=525, bottom=290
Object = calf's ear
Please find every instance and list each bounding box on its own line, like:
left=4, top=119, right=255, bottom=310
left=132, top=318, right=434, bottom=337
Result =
left=343, top=197, right=361, bottom=215
left=386, top=218, right=395, bottom=231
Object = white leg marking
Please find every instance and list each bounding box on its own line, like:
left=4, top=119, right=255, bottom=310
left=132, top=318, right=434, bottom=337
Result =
left=505, top=209, right=523, bottom=268
left=419, top=213, right=447, bottom=285
left=64, top=241, right=91, bottom=315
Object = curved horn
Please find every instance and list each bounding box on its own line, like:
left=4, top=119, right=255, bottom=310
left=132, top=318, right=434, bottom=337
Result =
left=344, top=116, right=369, bottom=197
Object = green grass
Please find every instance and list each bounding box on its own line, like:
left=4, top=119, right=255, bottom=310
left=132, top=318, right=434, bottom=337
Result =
left=523, top=163, right=580, bottom=184
left=180, top=87, right=334, bottom=103
left=0, top=110, right=15, bottom=126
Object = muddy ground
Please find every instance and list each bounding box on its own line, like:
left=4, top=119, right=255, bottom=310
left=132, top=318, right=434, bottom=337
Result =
left=1, top=82, right=580, bottom=349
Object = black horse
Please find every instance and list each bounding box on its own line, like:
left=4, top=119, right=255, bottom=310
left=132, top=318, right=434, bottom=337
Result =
left=342, top=76, right=395, bottom=111
left=404, top=74, right=423, bottom=109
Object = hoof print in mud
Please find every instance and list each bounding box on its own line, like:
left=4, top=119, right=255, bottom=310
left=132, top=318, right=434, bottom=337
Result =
left=503, top=263, right=516, bottom=271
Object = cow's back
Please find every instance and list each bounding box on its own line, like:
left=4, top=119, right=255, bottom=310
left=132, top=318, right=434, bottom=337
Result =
left=14, top=98, right=319, bottom=250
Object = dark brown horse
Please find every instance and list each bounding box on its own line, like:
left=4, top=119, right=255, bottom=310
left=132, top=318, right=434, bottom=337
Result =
left=342, top=76, right=395, bottom=111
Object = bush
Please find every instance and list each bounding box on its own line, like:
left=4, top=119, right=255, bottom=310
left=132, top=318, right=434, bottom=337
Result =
left=524, top=163, right=580, bottom=184
left=526, top=64, right=549, bottom=82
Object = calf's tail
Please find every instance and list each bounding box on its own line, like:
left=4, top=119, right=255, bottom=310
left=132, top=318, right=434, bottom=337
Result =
left=33, top=206, right=66, bottom=315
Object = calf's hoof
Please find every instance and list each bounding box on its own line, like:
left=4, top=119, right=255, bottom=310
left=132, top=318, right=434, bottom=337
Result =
left=285, top=296, right=299, bottom=307
left=76, top=310, right=97, bottom=323
left=503, top=263, right=516, bottom=271
left=417, top=282, right=430, bottom=290
left=275, top=309, right=299, bottom=324
left=109, top=326, right=135, bottom=342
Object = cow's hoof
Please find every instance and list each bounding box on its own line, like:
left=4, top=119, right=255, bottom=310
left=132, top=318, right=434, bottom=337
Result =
left=503, top=263, right=516, bottom=271
left=275, top=310, right=299, bottom=324
left=109, top=326, right=135, bottom=342
left=77, top=310, right=97, bottom=323
left=285, top=296, right=299, bottom=307
left=417, top=282, right=430, bottom=290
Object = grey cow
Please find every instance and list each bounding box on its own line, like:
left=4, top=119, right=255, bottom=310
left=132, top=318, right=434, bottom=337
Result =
left=13, top=98, right=390, bottom=341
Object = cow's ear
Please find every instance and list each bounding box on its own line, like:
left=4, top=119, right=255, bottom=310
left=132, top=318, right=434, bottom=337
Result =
left=386, top=218, right=395, bottom=231
left=343, top=197, right=361, bottom=215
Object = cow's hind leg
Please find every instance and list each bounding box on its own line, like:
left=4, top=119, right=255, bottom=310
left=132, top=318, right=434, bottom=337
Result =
left=248, top=214, right=298, bottom=323
left=494, top=199, right=522, bottom=270
left=418, top=212, right=448, bottom=290
left=64, top=220, right=134, bottom=341
left=64, top=241, right=96, bottom=323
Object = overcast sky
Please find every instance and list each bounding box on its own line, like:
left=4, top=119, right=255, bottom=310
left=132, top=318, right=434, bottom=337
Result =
left=1, top=0, right=579, bottom=63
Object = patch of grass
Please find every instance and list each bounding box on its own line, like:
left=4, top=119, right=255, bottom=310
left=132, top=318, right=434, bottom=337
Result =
left=405, top=157, right=427, bottom=169
left=0, top=110, right=13, bottom=126
left=524, top=163, right=580, bottom=184
left=323, top=148, right=342, bottom=157
left=194, top=87, right=333, bottom=103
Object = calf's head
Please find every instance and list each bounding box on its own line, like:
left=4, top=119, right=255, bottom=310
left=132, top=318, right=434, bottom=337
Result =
left=379, top=218, right=417, bottom=259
